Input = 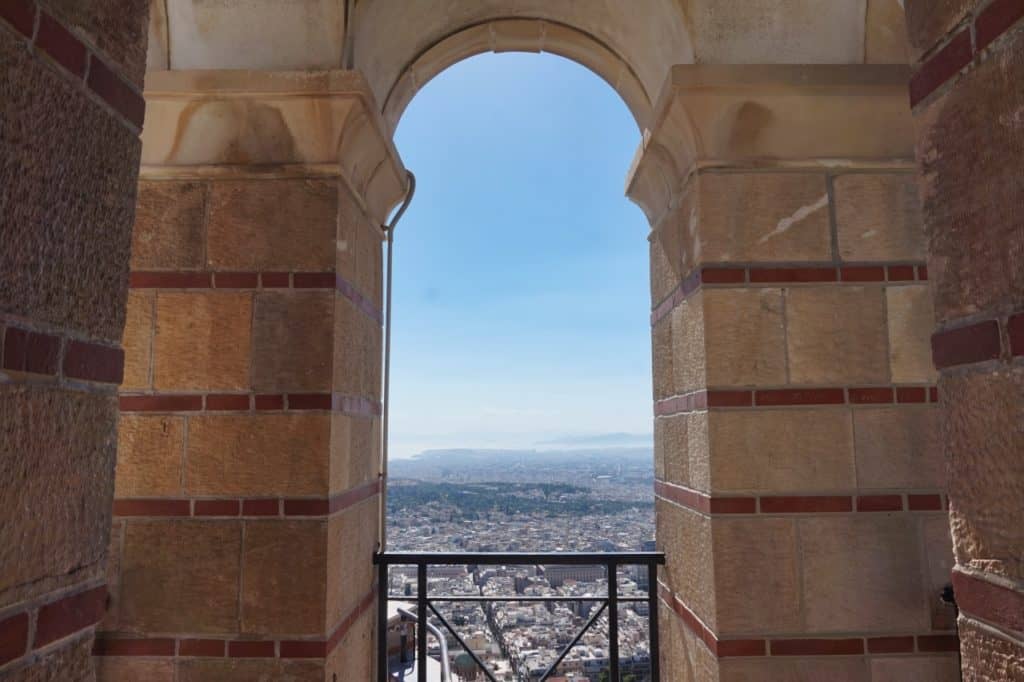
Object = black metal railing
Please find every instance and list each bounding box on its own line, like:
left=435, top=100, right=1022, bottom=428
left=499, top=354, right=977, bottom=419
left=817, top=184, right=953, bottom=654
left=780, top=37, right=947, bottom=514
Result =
left=374, top=551, right=665, bottom=682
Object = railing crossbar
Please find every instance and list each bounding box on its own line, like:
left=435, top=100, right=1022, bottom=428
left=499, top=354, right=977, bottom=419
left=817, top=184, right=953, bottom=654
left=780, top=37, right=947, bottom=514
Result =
left=427, top=602, right=499, bottom=682
left=538, top=602, right=608, bottom=682
left=375, top=552, right=664, bottom=682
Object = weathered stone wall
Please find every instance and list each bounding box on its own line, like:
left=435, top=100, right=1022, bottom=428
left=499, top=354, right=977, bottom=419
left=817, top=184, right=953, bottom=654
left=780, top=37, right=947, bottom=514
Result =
left=92, top=71, right=405, bottom=681
left=0, top=1, right=148, bottom=679
left=632, top=65, right=960, bottom=681
left=905, top=1, right=1024, bottom=679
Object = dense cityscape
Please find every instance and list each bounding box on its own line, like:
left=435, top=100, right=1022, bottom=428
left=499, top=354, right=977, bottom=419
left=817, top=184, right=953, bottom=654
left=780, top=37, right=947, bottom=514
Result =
left=386, top=449, right=655, bottom=681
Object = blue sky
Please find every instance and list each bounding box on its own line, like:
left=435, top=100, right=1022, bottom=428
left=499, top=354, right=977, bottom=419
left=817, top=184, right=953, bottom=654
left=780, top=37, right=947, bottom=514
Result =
left=388, top=53, right=652, bottom=459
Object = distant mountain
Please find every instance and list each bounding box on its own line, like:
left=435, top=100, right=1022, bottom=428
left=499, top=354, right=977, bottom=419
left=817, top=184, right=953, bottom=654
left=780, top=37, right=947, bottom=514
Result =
left=389, top=447, right=653, bottom=486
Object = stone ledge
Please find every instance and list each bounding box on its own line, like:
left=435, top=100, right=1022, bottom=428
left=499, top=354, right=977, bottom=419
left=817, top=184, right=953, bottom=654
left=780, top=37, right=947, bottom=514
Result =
left=140, top=70, right=408, bottom=226
left=626, top=64, right=915, bottom=230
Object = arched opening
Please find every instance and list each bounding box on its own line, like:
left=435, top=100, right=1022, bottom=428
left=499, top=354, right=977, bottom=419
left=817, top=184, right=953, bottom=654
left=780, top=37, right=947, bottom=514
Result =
left=383, top=51, right=656, bottom=680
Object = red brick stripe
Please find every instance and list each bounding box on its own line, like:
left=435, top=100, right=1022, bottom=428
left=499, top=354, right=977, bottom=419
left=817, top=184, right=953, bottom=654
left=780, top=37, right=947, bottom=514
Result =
left=917, top=634, right=960, bottom=652
left=0, top=3, right=144, bottom=131
left=0, top=612, right=29, bottom=666
left=655, top=384, right=935, bottom=416
left=2, top=328, right=58, bottom=375
left=749, top=267, right=837, bottom=284
left=130, top=272, right=212, bottom=288
left=34, top=586, right=107, bottom=648
left=867, top=636, right=915, bottom=654
left=976, top=0, right=1024, bottom=51
left=1008, top=313, right=1024, bottom=357
left=63, top=340, right=124, bottom=384
left=910, top=29, right=973, bottom=107
left=119, top=395, right=204, bottom=412
left=755, top=388, right=845, bottom=406
left=120, top=392, right=381, bottom=415
left=932, top=320, right=1002, bottom=369
left=213, top=272, right=260, bottom=289
left=36, top=12, right=87, bottom=78
left=193, top=500, right=241, bottom=517
left=856, top=495, right=903, bottom=512
left=113, top=499, right=191, bottom=517
left=760, top=496, right=853, bottom=514
left=242, top=499, right=280, bottom=516
left=656, top=480, right=940, bottom=517
left=953, top=570, right=1024, bottom=635
left=770, top=638, right=864, bottom=656
left=912, top=1, right=1024, bottom=106
left=651, top=262, right=928, bottom=325
left=908, top=494, right=943, bottom=511
left=93, top=638, right=176, bottom=656
left=179, top=639, right=225, bottom=657
left=114, top=481, right=381, bottom=520
left=228, top=641, right=275, bottom=658
left=0, top=0, right=35, bottom=38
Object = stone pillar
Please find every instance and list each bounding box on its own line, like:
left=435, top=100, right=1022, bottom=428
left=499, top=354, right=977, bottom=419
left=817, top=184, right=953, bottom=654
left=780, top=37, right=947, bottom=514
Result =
left=0, top=1, right=147, bottom=679
left=629, top=66, right=958, bottom=681
left=94, top=71, right=405, bottom=681
left=905, top=3, right=1024, bottom=679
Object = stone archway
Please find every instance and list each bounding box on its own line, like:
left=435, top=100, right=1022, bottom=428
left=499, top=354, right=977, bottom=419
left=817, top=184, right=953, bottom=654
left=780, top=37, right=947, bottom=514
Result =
left=4, top=1, right=1023, bottom=680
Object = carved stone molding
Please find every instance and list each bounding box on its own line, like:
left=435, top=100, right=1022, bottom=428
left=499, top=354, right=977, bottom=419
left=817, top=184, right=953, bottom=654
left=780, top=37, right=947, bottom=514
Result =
left=140, top=69, right=408, bottom=225
left=626, top=64, right=915, bottom=230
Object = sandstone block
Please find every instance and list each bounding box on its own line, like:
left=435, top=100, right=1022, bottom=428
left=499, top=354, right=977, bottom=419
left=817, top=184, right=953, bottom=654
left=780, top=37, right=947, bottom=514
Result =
left=0, top=385, right=115, bottom=604
left=330, top=414, right=379, bottom=494
left=712, top=517, right=801, bottom=634
left=922, top=516, right=957, bottom=631
left=671, top=293, right=707, bottom=394
left=870, top=656, right=960, bottom=682
left=704, top=288, right=785, bottom=387
left=132, top=181, right=206, bottom=270
left=177, top=659, right=323, bottom=682
left=914, top=28, right=1024, bottom=323
left=958, top=616, right=1024, bottom=681
left=327, top=497, right=378, bottom=629
left=326, top=604, right=374, bottom=682
left=207, top=179, right=337, bottom=271
left=865, top=0, right=910, bottom=64
left=853, top=406, right=943, bottom=489
left=886, top=285, right=936, bottom=383
left=719, top=657, right=869, bottom=682
left=834, top=174, right=924, bottom=261
left=652, top=316, right=675, bottom=400
left=96, top=657, right=175, bottom=682
left=333, top=297, right=382, bottom=400
left=655, top=499, right=715, bottom=630
left=698, top=173, right=831, bottom=263
left=120, top=521, right=241, bottom=633
left=709, top=409, right=855, bottom=493
left=252, top=292, right=334, bottom=392
left=905, top=0, right=974, bottom=59
left=799, top=516, right=928, bottom=632
left=786, top=286, right=889, bottom=384
left=153, top=292, right=253, bottom=390
left=121, top=290, right=154, bottom=390
left=659, top=414, right=689, bottom=487
left=186, top=414, right=330, bottom=496
left=115, top=415, right=185, bottom=497
left=944, top=367, right=1024, bottom=581
left=242, top=520, right=327, bottom=635
left=0, top=38, right=138, bottom=342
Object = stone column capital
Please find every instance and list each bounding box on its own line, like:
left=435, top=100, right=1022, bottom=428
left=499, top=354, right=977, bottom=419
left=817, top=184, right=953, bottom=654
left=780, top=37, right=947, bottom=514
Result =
left=141, top=69, right=408, bottom=225
left=626, top=64, right=915, bottom=230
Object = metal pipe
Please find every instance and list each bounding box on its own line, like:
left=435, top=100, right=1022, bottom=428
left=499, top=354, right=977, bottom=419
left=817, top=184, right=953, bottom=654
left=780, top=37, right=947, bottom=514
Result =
left=379, top=171, right=417, bottom=554
left=398, top=606, right=453, bottom=682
